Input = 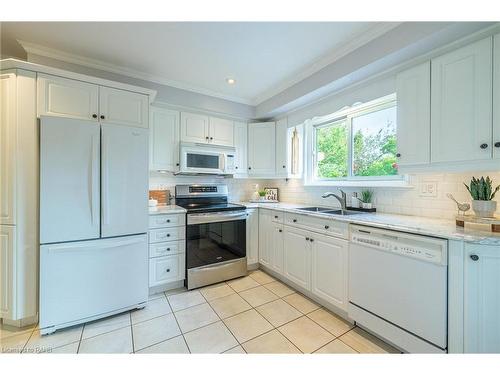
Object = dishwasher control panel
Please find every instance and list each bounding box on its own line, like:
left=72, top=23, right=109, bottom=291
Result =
left=351, top=226, right=447, bottom=265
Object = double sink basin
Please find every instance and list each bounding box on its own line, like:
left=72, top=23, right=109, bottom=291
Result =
left=296, top=206, right=362, bottom=216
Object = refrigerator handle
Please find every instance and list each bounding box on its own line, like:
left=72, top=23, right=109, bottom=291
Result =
left=90, top=134, right=99, bottom=226
left=102, top=132, right=110, bottom=226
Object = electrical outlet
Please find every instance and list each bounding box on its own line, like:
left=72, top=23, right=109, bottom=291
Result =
left=420, top=182, right=438, bottom=197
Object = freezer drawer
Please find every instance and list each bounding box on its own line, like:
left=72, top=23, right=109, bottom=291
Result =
left=39, top=235, right=148, bottom=333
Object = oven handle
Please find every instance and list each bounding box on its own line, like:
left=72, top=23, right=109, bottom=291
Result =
left=188, top=211, right=247, bottom=225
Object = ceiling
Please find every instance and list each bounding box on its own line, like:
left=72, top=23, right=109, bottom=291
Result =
left=1, top=22, right=395, bottom=105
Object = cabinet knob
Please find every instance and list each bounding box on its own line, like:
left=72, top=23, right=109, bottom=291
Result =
left=248, top=167, right=252, bottom=170
left=206, top=136, right=209, bottom=140
left=282, top=165, right=286, bottom=168
left=279, top=229, right=282, bottom=233
left=166, top=268, right=170, bottom=272
left=166, top=233, right=170, bottom=237
left=305, top=237, right=310, bottom=241
left=274, top=215, right=278, bottom=219
left=210, top=137, right=213, bottom=140
left=293, top=219, right=297, bottom=223
left=92, top=114, right=97, bottom=119
left=176, top=163, right=180, bottom=166
left=470, top=254, right=479, bottom=261
left=495, top=142, right=500, bottom=148
left=396, top=153, right=401, bottom=158
left=235, top=166, right=238, bottom=169
left=167, top=219, right=170, bottom=223
left=167, top=248, right=170, bottom=251
left=324, top=225, right=329, bottom=229
left=480, top=143, right=488, bottom=149
left=310, top=238, right=314, bottom=242
left=100, top=115, right=105, bottom=120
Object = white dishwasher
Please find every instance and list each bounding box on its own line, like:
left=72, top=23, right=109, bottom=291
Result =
left=349, top=225, right=448, bottom=353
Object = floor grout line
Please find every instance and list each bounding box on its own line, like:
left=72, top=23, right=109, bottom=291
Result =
left=165, top=293, right=191, bottom=354
left=129, top=312, right=135, bottom=353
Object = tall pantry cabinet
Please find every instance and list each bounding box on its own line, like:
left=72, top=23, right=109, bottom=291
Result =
left=0, top=69, right=38, bottom=326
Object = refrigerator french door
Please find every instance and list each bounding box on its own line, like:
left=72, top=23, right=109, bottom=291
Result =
left=39, top=116, right=149, bottom=334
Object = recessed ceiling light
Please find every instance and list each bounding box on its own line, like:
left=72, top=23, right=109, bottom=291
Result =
left=226, top=78, right=236, bottom=85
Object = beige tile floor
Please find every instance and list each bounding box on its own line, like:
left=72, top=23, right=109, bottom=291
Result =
left=0, top=269, right=400, bottom=354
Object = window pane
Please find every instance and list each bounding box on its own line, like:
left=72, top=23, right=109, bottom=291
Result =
left=352, top=105, right=398, bottom=177
left=315, top=121, right=348, bottom=178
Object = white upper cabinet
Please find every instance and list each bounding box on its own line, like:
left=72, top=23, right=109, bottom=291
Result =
left=149, top=107, right=180, bottom=172
left=396, top=61, right=431, bottom=166
left=493, top=34, right=500, bottom=159
left=209, top=117, right=234, bottom=147
left=99, top=86, right=149, bottom=128
left=275, top=118, right=288, bottom=176
left=180, top=112, right=210, bottom=143
left=248, top=122, right=276, bottom=176
left=311, top=233, right=348, bottom=311
left=431, top=37, right=493, bottom=163
left=233, top=121, right=248, bottom=176
left=37, top=73, right=99, bottom=121
left=464, top=244, right=500, bottom=353
left=0, top=73, right=16, bottom=225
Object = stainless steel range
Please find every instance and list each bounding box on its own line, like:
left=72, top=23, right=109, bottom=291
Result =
left=175, top=184, right=247, bottom=289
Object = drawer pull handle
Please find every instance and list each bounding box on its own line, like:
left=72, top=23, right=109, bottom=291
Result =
left=305, top=237, right=309, bottom=241
left=310, top=238, right=314, bottom=242
left=279, top=229, right=282, bottom=233
left=324, top=225, right=329, bottom=229
left=293, top=219, right=297, bottom=223
left=470, top=254, right=479, bottom=261
left=274, top=215, right=278, bottom=219
left=166, top=268, right=170, bottom=272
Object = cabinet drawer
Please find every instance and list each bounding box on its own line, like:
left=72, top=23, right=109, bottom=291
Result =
left=284, top=212, right=348, bottom=239
left=149, top=254, right=185, bottom=287
left=149, top=214, right=185, bottom=229
left=149, top=240, right=185, bottom=258
left=270, top=211, right=284, bottom=224
left=148, top=227, right=185, bottom=243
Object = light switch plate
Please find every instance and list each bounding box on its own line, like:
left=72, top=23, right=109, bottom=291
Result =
left=420, top=181, right=438, bottom=197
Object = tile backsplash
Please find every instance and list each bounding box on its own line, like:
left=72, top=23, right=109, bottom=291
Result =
left=150, top=171, right=500, bottom=220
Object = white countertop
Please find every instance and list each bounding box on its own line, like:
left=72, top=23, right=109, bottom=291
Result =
left=149, top=205, right=187, bottom=215
left=235, top=201, right=500, bottom=245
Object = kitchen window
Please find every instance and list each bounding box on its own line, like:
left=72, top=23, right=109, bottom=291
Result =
left=310, top=94, right=400, bottom=184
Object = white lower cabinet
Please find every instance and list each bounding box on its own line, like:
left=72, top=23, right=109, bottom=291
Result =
left=246, top=209, right=259, bottom=266
left=283, top=226, right=311, bottom=290
left=271, top=223, right=284, bottom=275
left=0, top=225, right=14, bottom=319
left=148, top=212, right=186, bottom=290
left=311, top=233, right=348, bottom=311
left=464, top=243, right=500, bottom=353
left=258, top=209, right=272, bottom=267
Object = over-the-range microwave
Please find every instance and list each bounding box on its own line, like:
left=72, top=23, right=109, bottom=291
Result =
left=176, top=142, right=236, bottom=176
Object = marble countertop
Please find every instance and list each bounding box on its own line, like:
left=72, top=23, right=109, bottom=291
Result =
left=149, top=205, right=186, bottom=215
left=235, top=201, right=500, bottom=245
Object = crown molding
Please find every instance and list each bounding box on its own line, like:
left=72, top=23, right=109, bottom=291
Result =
left=17, top=39, right=256, bottom=106
left=251, top=22, right=401, bottom=105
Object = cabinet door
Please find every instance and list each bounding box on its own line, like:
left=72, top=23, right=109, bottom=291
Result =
left=275, top=118, right=288, bottom=176
left=234, top=121, right=248, bottom=177
left=101, top=124, right=149, bottom=238
left=283, top=226, right=311, bottom=290
left=149, top=107, right=180, bottom=172
left=248, top=122, right=276, bottom=176
left=258, top=209, right=272, bottom=267
left=493, top=34, right=500, bottom=159
left=464, top=244, right=500, bottom=353
left=246, top=209, right=259, bottom=266
left=271, top=223, right=284, bottom=275
left=0, top=73, right=16, bottom=225
left=180, top=112, right=209, bottom=143
left=396, top=61, right=431, bottom=166
left=37, top=73, right=99, bottom=121
left=311, top=233, right=348, bottom=311
left=99, top=86, right=149, bottom=128
left=209, top=117, right=234, bottom=147
left=0, top=225, right=14, bottom=319
left=431, top=37, right=493, bottom=163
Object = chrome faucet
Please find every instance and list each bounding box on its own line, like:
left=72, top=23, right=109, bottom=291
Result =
left=322, top=189, right=347, bottom=211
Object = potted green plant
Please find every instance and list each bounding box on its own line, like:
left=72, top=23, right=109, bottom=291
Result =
left=464, top=176, right=500, bottom=218
left=360, top=190, right=374, bottom=209
left=258, top=190, right=267, bottom=201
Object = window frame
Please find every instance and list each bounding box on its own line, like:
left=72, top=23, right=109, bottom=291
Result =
left=308, top=93, right=402, bottom=184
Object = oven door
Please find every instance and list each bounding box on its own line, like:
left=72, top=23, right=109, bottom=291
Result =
left=186, top=211, right=246, bottom=269
left=180, top=147, right=225, bottom=175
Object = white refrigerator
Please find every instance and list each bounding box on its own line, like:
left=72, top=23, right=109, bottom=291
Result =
left=39, top=116, right=149, bottom=335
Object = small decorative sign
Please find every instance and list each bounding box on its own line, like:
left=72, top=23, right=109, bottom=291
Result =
left=264, top=188, right=279, bottom=202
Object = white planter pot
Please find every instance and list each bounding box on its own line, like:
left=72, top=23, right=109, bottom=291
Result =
left=472, top=200, right=497, bottom=218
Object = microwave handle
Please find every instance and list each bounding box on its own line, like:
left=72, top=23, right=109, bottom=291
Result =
left=220, top=154, right=226, bottom=171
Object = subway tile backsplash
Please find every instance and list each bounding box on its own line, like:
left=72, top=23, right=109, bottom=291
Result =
left=150, top=171, right=500, bottom=220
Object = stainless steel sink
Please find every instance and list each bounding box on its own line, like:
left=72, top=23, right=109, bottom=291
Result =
left=295, top=207, right=333, bottom=212
left=296, top=207, right=361, bottom=216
